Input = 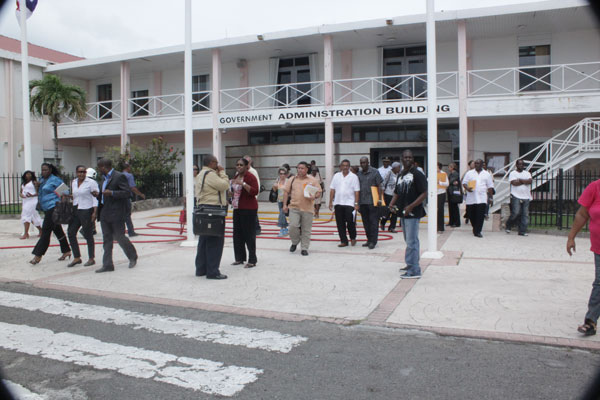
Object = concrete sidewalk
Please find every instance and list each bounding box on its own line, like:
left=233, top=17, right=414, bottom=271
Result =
left=0, top=202, right=598, bottom=351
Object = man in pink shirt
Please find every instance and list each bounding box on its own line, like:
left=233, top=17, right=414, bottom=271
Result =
left=567, top=178, right=600, bottom=336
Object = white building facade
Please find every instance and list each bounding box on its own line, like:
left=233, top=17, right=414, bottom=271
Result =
left=27, top=0, right=600, bottom=198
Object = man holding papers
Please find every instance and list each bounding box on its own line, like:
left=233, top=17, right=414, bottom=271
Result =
left=357, top=156, right=384, bottom=250
left=283, top=161, right=322, bottom=256
left=462, top=159, right=495, bottom=238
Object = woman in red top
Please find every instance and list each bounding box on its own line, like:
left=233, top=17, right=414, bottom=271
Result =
left=230, top=158, right=259, bottom=268
left=567, top=178, right=600, bottom=336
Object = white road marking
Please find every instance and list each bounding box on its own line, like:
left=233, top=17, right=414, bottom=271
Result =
left=0, top=290, right=306, bottom=353
left=0, top=322, right=262, bottom=397
left=3, top=380, right=46, bottom=400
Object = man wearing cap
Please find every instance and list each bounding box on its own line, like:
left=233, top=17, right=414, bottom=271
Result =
left=380, top=161, right=402, bottom=232
left=378, top=157, right=392, bottom=181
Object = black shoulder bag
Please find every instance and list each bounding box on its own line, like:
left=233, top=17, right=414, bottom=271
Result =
left=193, top=171, right=228, bottom=237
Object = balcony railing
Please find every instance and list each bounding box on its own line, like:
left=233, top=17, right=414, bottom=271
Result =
left=468, top=62, right=600, bottom=97
left=220, top=81, right=325, bottom=112
left=333, top=72, right=458, bottom=104
left=63, top=100, right=122, bottom=123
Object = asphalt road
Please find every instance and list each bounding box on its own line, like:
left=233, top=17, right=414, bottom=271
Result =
left=0, top=282, right=598, bottom=400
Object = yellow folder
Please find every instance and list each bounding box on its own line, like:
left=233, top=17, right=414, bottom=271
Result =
left=371, top=186, right=385, bottom=206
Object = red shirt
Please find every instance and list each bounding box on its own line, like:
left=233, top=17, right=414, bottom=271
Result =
left=578, top=179, right=600, bottom=254
left=236, top=172, right=259, bottom=210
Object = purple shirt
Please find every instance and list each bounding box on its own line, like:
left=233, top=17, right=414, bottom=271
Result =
left=123, top=171, right=136, bottom=188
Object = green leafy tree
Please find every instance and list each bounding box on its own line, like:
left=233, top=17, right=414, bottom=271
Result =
left=29, top=74, right=87, bottom=167
left=104, top=137, right=183, bottom=198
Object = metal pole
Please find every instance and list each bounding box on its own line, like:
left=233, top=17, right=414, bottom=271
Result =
left=423, top=0, right=443, bottom=259
left=20, top=6, right=32, bottom=170
left=183, top=0, right=195, bottom=244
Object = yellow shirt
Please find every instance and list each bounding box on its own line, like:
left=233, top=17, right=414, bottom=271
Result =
left=194, top=166, right=229, bottom=206
left=285, top=175, right=321, bottom=214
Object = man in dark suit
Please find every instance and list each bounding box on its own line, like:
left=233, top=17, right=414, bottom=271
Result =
left=95, top=158, right=138, bottom=273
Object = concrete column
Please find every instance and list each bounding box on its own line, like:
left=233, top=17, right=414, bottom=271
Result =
left=323, top=35, right=334, bottom=193
left=457, top=20, right=469, bottom=175
left=212, top=49, right=222, bottom=162
left=119, top=61, right=130, bottom=153
left=5, top=59, right=14, bottom=173
left=153, top=71, right=162, bottom=115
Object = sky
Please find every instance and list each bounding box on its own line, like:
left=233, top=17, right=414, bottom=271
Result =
left=0, top=0, right=572, bottom=59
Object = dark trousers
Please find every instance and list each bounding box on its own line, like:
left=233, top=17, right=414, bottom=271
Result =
left=448, top=201, right=461, bottom=227
left=380, top=194, right=398, bottom=230
left=334, top=205, right=357, bottom=244
left=359, top=204, right=380, bottom=245
left=32, top=207, right=70, bottom=257
left=67, top=208, right=95, bottom=259
left=437, top=193, right=446, bottom=232
left=100, top=219, right=137, bottom=268
left=255, top=214, right=261, bottom=233
left=233, top=209, right=257, bottom=264
left=195, top=234, right=225, bottom=277
left=466, top=203, right=486, bottom=236
left=125, top=199, right=136, bottom=235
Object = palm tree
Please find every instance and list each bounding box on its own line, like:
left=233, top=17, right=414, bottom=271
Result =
left=29, top=74, right=87, bottom=166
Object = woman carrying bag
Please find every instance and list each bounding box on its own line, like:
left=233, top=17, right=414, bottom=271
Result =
left=230, top=158, right=259, bottom=268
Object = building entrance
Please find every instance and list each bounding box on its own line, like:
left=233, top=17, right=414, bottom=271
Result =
left=370, top=147, right=426, bottom=171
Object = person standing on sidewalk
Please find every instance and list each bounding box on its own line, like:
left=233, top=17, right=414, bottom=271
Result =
left=195, top=155, right=230, bottom=279
left=505, top=159, right=532, bottom=236
left=230, top=158, right=259, bottom=268
left=389, top=150, right=427, bottom=279
left=380, top=162, right=401, bottom=233
left=378, top=157, right=392, bottom=180
left=566, top=178, right=600, bottom=336
left=437, top=163, right=449, bottom=233
left=462, top=159, right=494, bottom=238
left=122, top=163, right=145, bottom=237
left=283, top=161, right=321, bottom=256
left=446, top=162, right=462, bottom=228
left=329, top=159, right=360, bottom=247
left=19, top=170, right=42, bottom=240
left=273, top=167, right=289, bottom=237
left=357, top=156, right=384, bottom=249
left=243, top=155, right=262, bottom=236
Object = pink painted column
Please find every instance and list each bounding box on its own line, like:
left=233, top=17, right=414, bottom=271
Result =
left=324, top=35, right=334, bottom=191
left=120, top=61, right=130, bottom=153
left=5, top=59, right=14, bottom=172
left=238, top=59, right=249, bottom=109
left=457, top=20, right=469, bottom=175
left=212, top=49, right=222, bottom=162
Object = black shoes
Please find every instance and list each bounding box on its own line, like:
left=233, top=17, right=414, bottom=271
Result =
left=301, top=250, right=308, bottom=256
left=129, top=232, right=138, bottom=237
left=368, top=243, right=375, bottom=250
left=362, top=242, right=370, bottom=247
left=290, top=244, right=297, bottom=252
left=129, top=258, right=137, bottom=269
left=196, top=271, right=206, bottom=277
left=474, top=233, right=483, bottom=238
left=207, top=274, right=228, bottom=280
left=67, top=259, right=82, bottom=268
left=95, top=266, right=114, bottom=273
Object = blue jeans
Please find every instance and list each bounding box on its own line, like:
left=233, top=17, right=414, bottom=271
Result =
left=585, top=253, right=600, bottom=324
left=401, top=217, right=421, bottom=276
left=506, top=195, right=530, bottom=234
left=277, top=202, right=288, bottom=228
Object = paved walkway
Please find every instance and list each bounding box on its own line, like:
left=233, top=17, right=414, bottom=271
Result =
left=0, top=203, right=598, bottom=351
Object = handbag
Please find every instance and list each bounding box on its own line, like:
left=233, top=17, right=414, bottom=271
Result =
left=193, top=170, right=227, bottom=236
left=448, top=185, right=463, bottom=204
left=269, top=187, right=278, bottom=203
left=284, top=177, right=296, bottom=216
left=52, top=198, right=74, bottom=225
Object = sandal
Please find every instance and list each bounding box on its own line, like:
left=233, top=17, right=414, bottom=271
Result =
left=29, top=256, right=42, bottom=265
left=244, top=263, right=256, bottom=268
left=58, top=252, right=72, bottom=261
left=577, top=319, right=597, bottom=336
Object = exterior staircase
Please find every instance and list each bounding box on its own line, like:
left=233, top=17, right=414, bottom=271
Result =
left=490, top=117, right=600, bottom=213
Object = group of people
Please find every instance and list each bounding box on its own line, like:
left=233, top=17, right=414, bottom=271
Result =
left=22, top=159, right=140, bottom=273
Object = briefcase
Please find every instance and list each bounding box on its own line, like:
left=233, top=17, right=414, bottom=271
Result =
left=193, top=206, right=227, bottom=237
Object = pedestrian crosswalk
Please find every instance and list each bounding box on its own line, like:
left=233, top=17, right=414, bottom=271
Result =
left=0, top=290, right=308, bottom=397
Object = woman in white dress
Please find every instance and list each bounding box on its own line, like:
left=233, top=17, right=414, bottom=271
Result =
left=19, top=170, right=42, bottom=240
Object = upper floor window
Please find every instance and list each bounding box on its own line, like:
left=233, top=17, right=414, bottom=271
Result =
left=97, top=84, right=112, bottom=119
left=519, top=45, right=551, bottom=92
left=277, top=56, right=312, bottom=106
left=383, top=46, right=427, bottom=100
left=131, top=89, right=149, bottom=117
left=192, top=74, right=210, bottom=112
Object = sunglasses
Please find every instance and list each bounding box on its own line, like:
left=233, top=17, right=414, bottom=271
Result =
left=76, top=170, right=86, bottom=173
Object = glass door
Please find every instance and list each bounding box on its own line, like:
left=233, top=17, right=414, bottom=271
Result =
left=277, top=56, right=312, bottom=107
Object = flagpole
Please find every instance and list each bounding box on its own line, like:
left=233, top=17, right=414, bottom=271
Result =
left=19, top=2, right=32, bottom=171
left=182, top=0, right=195, bottom=245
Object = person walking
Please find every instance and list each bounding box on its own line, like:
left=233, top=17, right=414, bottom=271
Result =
left=283, top=161, right=322, bottom=256
left=329, top=159, right=360, bottom=247
left=19, top=170, right=42, bottom=240
left=378, top=157, right=392, bottom=180
left=566, top=178, right=600, bottom=336
left=272, top=167, right=289, bottom=237
left=95, top=158, right=138, bottom=273
left=446, top=162, right=462, bottom=228
left=65, top=165, right=99, bottom=267
left=437, top=163, right=449, bottom=233
left=243, top=155, right=262, bottom=235
left=462, top=159, right=494, bottom=238
left=122, top=163, right=145, bottom=237
left=388, top=150, right=427, bottom=279
left=310, top=163, right=325, bottom=218
left=380, top=162, right=401, bottom=233
left=505, top=159, right=532, bottom=236
left=230, top=158, right=259, bottom=268
left=357, top=156, right=384, bottom=249
left=30, top=163, right=71, bottom=264
left=195, top=155, right=230, bottom=279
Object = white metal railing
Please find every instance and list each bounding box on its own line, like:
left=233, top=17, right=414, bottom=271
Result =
left=468, top=62, right=600, bottom=97
left=333, top=72, right=457, bottom=104
left=490, top=118, right=600, bottom=212
left=62, top=100, right=122, bottom=123
left=220, top=81, right=324, bottom=112
left=127, top=91, right=211, bottom=118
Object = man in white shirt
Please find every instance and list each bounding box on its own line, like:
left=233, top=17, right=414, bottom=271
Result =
left=380, top=162, right=402, bottom=232
left=506, top=159, right=533, bottom=236
left=378, top=157, right=392, bottom=180
left=244, top=155, right=262, bottom=235
left=329, top=159, right=360, bottom=247
left=462, top=159, right=494, bottom=238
